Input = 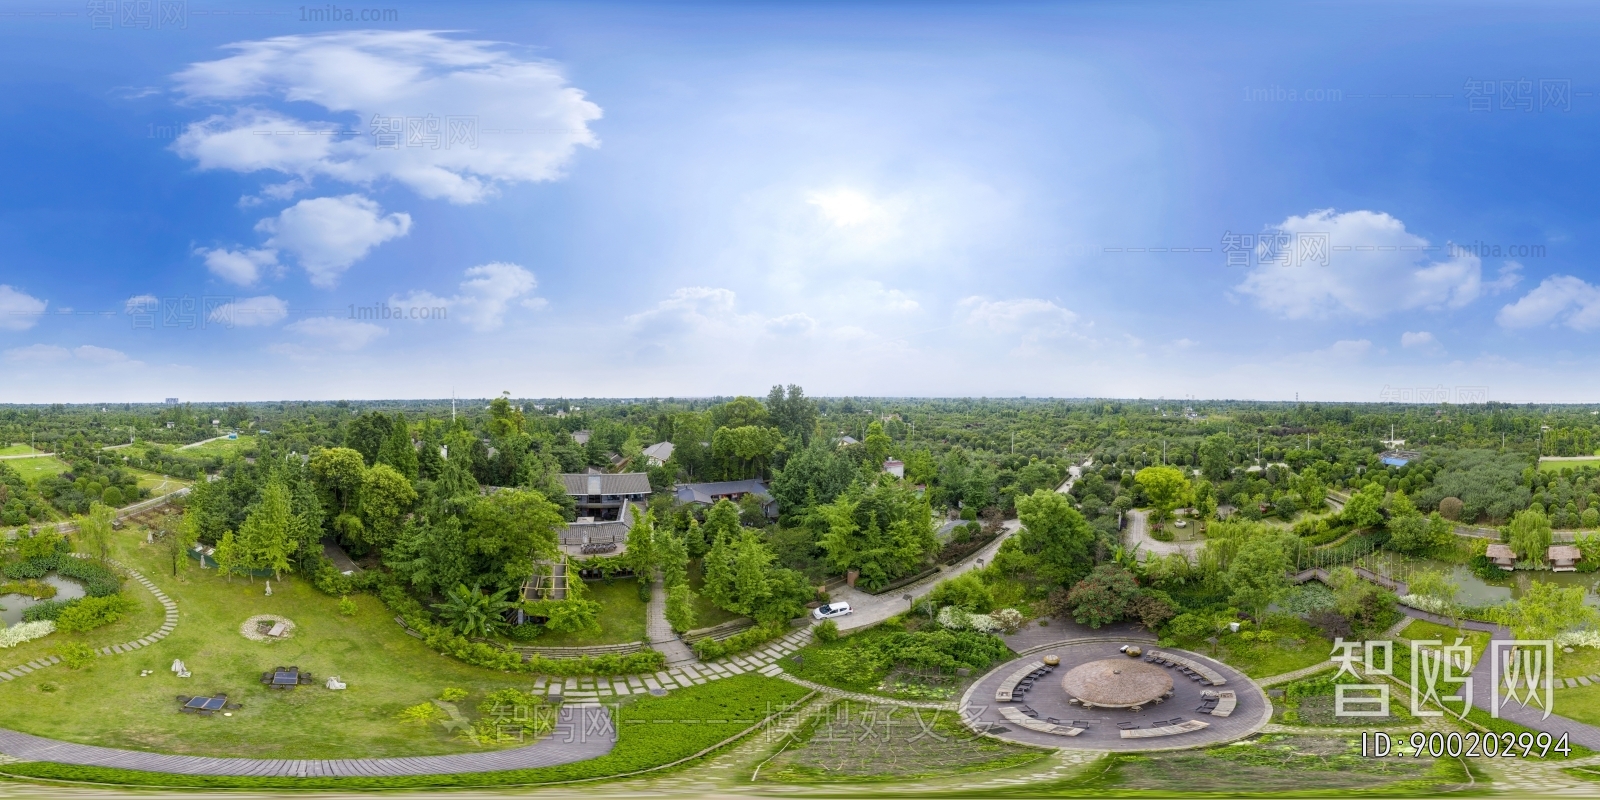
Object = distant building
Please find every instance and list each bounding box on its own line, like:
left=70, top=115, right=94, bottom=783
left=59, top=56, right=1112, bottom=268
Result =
left=211, top=419, right=220, bottom=426
left=642, top=441, right=675, bottom=466
left=675, top=479, right=779, bottom=519
left=835, top=435, right=859, bottom=447
left=572, top=430, right=592, bottom=445
left=1378, top=449, right=1422, bottom=467
left=165, top=422, right=175, bottom=429
left=883, top=458, right=905, bottom=478
left=164, top=398, right=179, bottom=405
left=1486, top=543, right=1516, bottom=569
left=1549, top=544, right=1582, bottom=572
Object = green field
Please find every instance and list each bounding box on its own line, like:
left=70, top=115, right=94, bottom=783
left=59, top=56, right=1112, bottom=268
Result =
left=175, top=435, right=256, bottom=456
left=531, top=578, right=648, bottom=646
left=127, top=467, right=191, bottom=496
left=0, top=526, right=567, bottom=760
left=8, top=456, right=71, bottom=483
left=0, top=444, right=47, bottom=456
left=1539, top=457, right=1600, bottom=472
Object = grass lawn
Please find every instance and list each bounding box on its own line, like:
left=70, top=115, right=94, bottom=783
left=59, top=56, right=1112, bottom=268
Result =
left=0, top=444, right=47, bottom=456
left=0, top=565, right=166, bottom=673
left=177, top=435, right=256, bottom=456
left=1397, top=619, right=1491, bottom=662
left=531, top=578, right=648, bottom=646
left=1559, top=646, right=1600, bottom=679
left=126, top=467, right=192, bottom=496
left=2, top=673, right=811, bottom=789
left=10, top=456, right=71, bottom=483
left=1555, top=684, right=1600, bottom=727
left=0, top=524, right=573, bottom=760
left=1540, top=457, right=1600, bottom=472
left=1169, top=617, right=1333, bottom=679
left=686, top=559, right=743, bottom=629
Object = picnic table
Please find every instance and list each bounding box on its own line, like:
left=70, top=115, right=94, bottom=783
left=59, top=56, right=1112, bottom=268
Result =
left=261, top=666, right=313, bottom=689
left=177, top=694, right=237, bottom=716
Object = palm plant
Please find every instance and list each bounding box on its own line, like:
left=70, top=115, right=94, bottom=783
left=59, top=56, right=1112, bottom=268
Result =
left=432, top=583, right=516, bottom=637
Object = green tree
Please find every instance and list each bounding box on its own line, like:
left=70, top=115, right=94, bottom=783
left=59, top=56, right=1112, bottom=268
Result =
left=1493, top=581, right=1598, bottom=641
left=77, top=501, right=115, bottom=562
left=238, top=479, right=296, bottom=580
left=626, top=510, right=657, bottom=588
left=1408, top=568, right=1461, bottom=626
left=863, top=420, right=892, bottom=467
left=658, top=526, right=690, bottom=588
left=1063, top=565, right=1140, bottom=628
left=1015, top=489, right=1096, bottom=587
left=1341, top=484, right=1385, bottom=530
left=432, top=583, right=516, bottom=637
left=163, top=513, right=200, bottom=577
left=1507, top=506, right=1553, bottom=566
left=1199, top=433, right=1234, bottom=481
left=771, top=441, right=855, bottom=514
left=1225, top=533, right=1291, bottom=622
left=376, top=413, right=419, bottom=481
left=1134, top=466, right=1190, bottom=522
left=816, top=482, right=937, bottom=591
left=360, top=462, right=418, bottom=552
left=1192, top=479, right=1218, bottom=521
left=665, top=582, right=697, bottom=632
left=464, top=488, right=564, bottom=591
left=309, top=447, right=367, bottom=519
left=727, top=530, right=775, bottom=617
left=213, top=530, right=241, bottom=583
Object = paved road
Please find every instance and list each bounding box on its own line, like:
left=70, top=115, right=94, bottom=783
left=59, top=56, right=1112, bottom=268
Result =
left=0, top=453, right=56, bottom=460
left=177, top=435, right=233, bottom=451
left=0, top=705, right=614, bottom=777
left=830, top=518, right=1022, bottom=633
left=1054, top=458, right=1090, bottom=494
left=1122, top=509, right=1204, bottom=561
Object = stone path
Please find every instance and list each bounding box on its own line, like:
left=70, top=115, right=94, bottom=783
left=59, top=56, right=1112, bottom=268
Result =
left=1256, top=660, right=1336, bottom=688
left=0, top=705, right=613, bottom=777
left=0, top=555, right=177, bottom=683
left=828, top=519, right=1023, bottom=633
left=775, top=673, right=954, bottom=710
left=549, top=626, right=815, bottom=704
left=645, top=572, right=696, bottom=666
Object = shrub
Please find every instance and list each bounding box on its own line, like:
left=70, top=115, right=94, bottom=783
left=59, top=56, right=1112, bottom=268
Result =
left=992, top=607, right=1026, bottom=634
left=1129, top=591, right=1176, bottom=630
left=1165, top=612, right=1210, bottom=639
left=813, top=618, right=839, bottom=643
left=1063, top=565, right=1139, bottom=628
left=53, top=557, right=123, bottom=597
left=0, top=620, right=55, bottom=648
left=57, top=642, right=96, bottom=669
left=439, top=687, right=469, bottom=702
left=693, top=621, right=787, bottom=661
left=337, top=595, right=358, bottom=616
left=22, top=598, right=74, bottom=622
left=16, top=530, right=63, bottom=561
left=101, top=486, right=123, bottom=507
left=1439, top=496, right=1464, bottom=521
left=313, top=562, right=356, bottom=596
left=506, top=623, right=542, bottom=642
left=398, top=703, right=444, bottom=724
left=55, top=594, right=134, bottom=633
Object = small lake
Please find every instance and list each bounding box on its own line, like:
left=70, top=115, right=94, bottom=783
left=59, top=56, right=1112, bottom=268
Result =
left=0, top=573, right=87, bottom=626
left=1402, top=557, right=1600, bottom=609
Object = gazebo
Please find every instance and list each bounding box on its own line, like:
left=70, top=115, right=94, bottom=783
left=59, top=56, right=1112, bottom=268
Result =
left=1548, top=545, right=1582, bottom=572
left=1059, top=659, right=1174, bottom=711
left=1485, top=543, right=1516, bottom=570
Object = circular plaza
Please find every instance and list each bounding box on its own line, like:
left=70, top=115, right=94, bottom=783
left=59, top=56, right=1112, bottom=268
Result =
left=961, top=641, right=1270, bottom=751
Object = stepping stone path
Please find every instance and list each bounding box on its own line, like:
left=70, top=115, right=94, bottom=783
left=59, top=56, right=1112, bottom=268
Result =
left=550, top=626, right=816, bottom=703
left=0, top=554, right=178, bottom=682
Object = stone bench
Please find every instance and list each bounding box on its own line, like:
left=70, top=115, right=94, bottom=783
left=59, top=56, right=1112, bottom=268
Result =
left=1120, top=719, right=1210, bottom=739
left=999, top=706, right=1083, bottom=736
left=1205, top=690, right=1237, bottom=717
left=995, top=660, right=1047, bottom=702
left=1148, top=650, right=1226, bottom=686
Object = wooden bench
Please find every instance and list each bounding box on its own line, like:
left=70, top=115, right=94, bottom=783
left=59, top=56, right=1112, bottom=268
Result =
left=266, top=622, right=288, bottom=638
left=995, top=660, right=1046, bottom=702
left=1206, top=690, right=1237, bottom=717
left=1148, top=650, right=1227, bottom=686
left=1120, top=719, right=1210, bottom=739
left=999, top=706, right=1083, bottom=736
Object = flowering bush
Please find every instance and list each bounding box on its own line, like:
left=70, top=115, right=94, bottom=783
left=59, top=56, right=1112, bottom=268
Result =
left=1399, top=594, right=1451, bottom=615
left=938, top=605, right=999, bottom=632
left=0, top=620, right=56, bottom=648
left=993, top=608, right=1025, bottom=634
left=1557, top=630, right=1600, bottom=649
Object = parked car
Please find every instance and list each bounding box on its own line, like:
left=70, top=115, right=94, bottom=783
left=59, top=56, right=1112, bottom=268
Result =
left=812, top=602, right=852, bottom=620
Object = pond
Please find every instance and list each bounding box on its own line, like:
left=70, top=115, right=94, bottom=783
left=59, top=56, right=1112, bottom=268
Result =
left=1400, top=557, right=1600, bottom=610
left=0, top=573, right=87, bottom=626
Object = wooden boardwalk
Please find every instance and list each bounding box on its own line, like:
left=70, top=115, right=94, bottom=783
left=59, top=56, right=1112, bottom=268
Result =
left=0, top=705, right=614, bottom=777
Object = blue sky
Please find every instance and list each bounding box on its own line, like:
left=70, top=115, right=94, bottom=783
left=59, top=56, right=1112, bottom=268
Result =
left=3, top=0, right=1600, bottom=403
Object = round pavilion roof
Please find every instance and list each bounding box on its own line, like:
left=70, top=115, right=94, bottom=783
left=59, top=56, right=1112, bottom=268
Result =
left=1060, top=658, right=1173, bottom=708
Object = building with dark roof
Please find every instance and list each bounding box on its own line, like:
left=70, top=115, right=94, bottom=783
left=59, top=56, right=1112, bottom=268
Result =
left=674, top=478, right=778, bottom=519
left=560, top=472, right=651, bottom=522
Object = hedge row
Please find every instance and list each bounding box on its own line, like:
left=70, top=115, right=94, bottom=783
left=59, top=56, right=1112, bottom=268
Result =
left=0, top=674, right=811, bottom=789
left=691, top=620, right=788, bottom=661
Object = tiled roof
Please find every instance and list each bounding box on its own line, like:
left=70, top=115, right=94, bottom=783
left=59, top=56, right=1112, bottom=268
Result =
left=560, top=472, right=652, bottom=496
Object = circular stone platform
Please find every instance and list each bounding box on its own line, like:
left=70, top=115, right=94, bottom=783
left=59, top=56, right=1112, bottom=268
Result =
left=1060, top=658, right=1173, bottom=709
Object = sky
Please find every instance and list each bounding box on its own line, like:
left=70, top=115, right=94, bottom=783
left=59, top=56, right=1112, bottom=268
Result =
left=4, top=0, right=1600, bottom=403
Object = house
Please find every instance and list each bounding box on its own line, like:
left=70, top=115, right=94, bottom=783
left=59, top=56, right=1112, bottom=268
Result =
left=1379, top=449, right=1422, bottom=468
left=883, top=459, right=905, bottom=478
left=835, top=435, right=860, bottom=447
left=675, top=479, right=779, bottom=519
left=571, top=430, right=592, bottom=445
left=561, top=472, right=651, bottom=522
left=642, top=441, right=675, bottom=466
left=525, top=473, right=653, bottom=602
left=1486, top=543, right=1516, bottom=569
left=1549, top=544, right=1582, bottom=572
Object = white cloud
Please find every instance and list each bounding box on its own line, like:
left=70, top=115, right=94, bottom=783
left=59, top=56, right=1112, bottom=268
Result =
left=4, top=344, right=137, bottom=366
left=123, top=294, right=158, bottom=314
left=807, top=188, right=890, bottom=229
left=1235, top=210, right=1489, bottom=319
left=958, top=296, right=1083, bottom=341
left=72, top=345, right=130, bottom=364
left=1310, top=339, right=1373, bottom=360
left=390, top=262, right=544, bottom=332
left=195, top=246, right=280, bottom=286
left=172, top=30, right=602, bottom=204
left=209, top=295, right=289, bottom=327
left=1400, top=331, right=1441, bottom=351
left=1495, top=274, right=1600, bottom=331
left=625, top=287, right=816, bottom=343
left=0, top=285, right=47, bottom=331
left=257, top=194, right=411, bottom=287
left=284, top=316, right=387, bottom=350
left=765, top=313, right=818, bottom=336
left=4, top=344, right=70, bottom=362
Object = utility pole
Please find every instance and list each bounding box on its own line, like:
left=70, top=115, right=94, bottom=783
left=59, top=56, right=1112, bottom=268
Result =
left=451, top=388, right=456, bottom=423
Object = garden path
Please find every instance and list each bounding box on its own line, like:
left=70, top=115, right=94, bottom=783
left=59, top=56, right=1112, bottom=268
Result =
left=646, top=572, right=696, bottom=666
left=828, top=519, right=1023, bottom=634
left=0, top=556, right=178, bottom=683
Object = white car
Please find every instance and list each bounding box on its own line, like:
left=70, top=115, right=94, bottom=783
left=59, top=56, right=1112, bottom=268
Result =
left=812, top=602, right=853, bottom=620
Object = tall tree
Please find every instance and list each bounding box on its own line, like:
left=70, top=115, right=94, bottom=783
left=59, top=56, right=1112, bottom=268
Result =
left=464, top=488, right=564, bottom=591
left=238, top=479, right=296, bottom=580
left=1134, top=466, right=1190, bottom=522
left=77, top=501, right=115, bottom=561
left=1225, top=533, right=1291, bottom=622
left=360, top=463, right=418, bottom=552
left=1016, top=488, right=1096, bottom=586
left=376, top=412, right=419, bottom=481
left=343, top=412, right=393, bottom=466
left=1507, top=506, right=1553, bottom=566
